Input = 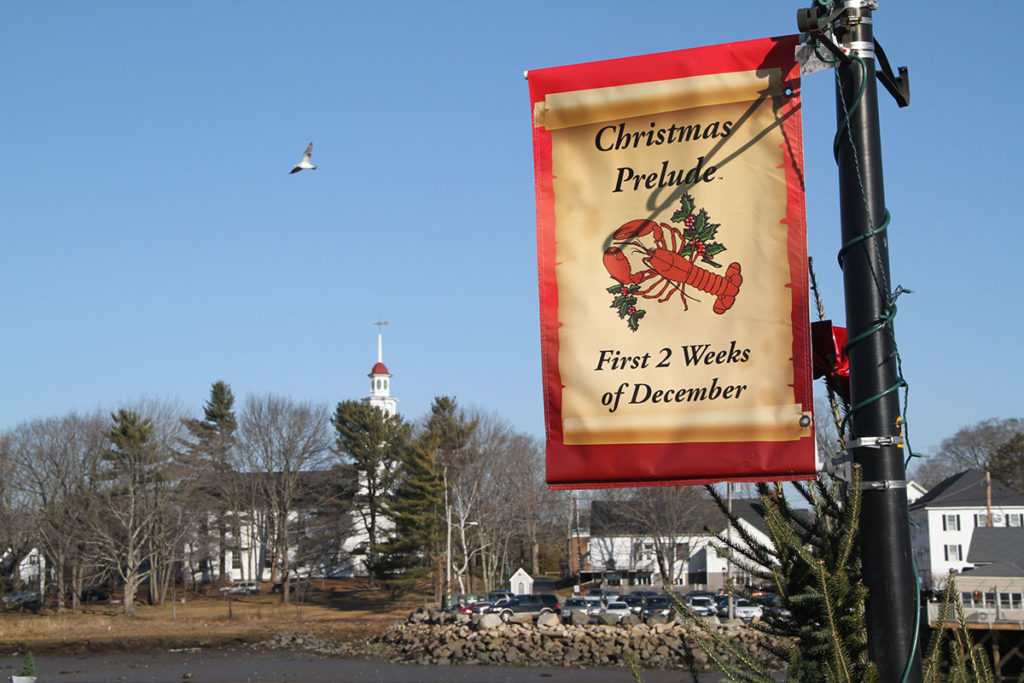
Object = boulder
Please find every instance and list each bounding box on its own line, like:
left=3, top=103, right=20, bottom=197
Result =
left=569, top=610, right=591, bottom=626
left=535, top=611, right=561, bottom=629
left=475, top=612, right=504, bottom=630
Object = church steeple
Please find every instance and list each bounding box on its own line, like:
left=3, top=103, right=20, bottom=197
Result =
left=364, top=321, right=397, bottom=416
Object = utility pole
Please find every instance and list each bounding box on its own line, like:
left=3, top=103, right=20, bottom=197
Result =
left=798, top=1, right=920, bottom=680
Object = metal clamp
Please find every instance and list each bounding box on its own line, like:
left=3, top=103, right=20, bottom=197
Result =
left=860, top=479, right=907, bottom=491
left=847, top=435, right=904, bottom=449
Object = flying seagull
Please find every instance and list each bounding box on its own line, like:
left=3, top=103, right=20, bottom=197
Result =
left=290, top=142, right=316, bottom=174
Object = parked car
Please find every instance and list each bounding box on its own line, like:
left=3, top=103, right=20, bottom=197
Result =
left=687, top=595, right=717, bottom=617
left=481, top=597, right=515, bottom=614
left=81, top=588, right=109, bottom=603
left=731, top=598, right=764, bottom=622
left=583, top=595, right=605, bottom=619
left=621, top=594, right=646, bottom=615
left=629, top=590, right=661, bottom=599
left=760, top=593, right=792, bottom=619
left=494, top=593, right=561, bottom=622
left=2, top=591, right=41, bottom=610
left=642, top=595, right=675, bottom=621
left=587, top=588, right=620, bottom=602
left=461, top=600, right=491, bottom=614
left=602, top=600, right=632, bottom=622
left=220, top=581, right=260, bottom=595
left=560, top=596, right=591, bottom=620
left=714, top=594, right=730, bottom=616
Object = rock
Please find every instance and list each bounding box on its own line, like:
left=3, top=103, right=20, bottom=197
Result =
left=475, top=613, right=504, bottom=630
left=535, top=611, right=561, bottom=629
left=569, top=610, right=591, bottom=626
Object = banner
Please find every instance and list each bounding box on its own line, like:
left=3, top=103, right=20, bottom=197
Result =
left=528, top=36, right=816, bottom=488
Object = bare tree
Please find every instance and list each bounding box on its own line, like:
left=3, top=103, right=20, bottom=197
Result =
left=238, top=394, right=330, bottom=602
left=618, top=486, right=709, bottom=586
left=0, top=430, right=38, bottom=596
left=8, top=412, right=107, bottom=611
left=129, top=398, right=190, bottom=606
left=910, top=417, right=1024, bottom=489
left=459, top=412, right=557, bottom=590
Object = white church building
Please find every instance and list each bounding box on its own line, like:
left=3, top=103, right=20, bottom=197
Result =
left=196, top=327, right=400, bottom=583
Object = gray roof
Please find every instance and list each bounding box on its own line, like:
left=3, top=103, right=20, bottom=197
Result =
left=966, top=527, right=1024, bottom=566
left=909, top=470, right=1024, bottom=511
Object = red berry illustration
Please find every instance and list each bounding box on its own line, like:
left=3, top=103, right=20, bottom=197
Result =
left=684, top=215, right=695, bottom=227
left=628, top=306, right=636, bottom=315
left=621, top=286, right=628, bottom=295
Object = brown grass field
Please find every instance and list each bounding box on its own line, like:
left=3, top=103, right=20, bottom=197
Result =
left=0, top=579, right=424, bottom=655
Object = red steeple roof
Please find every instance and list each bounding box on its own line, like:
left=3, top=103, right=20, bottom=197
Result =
left=371, top=362, right=390, bottom=375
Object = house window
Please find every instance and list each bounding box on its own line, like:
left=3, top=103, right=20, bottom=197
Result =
left=975, top=513, right=989, bottom=528
left=944, top=545, right=962, bottom=562
left=1008, top=513, right=1023, bottom=527
left=232, top=551, right=241, bottom=570
left=942, top=514, right=960, bottom=531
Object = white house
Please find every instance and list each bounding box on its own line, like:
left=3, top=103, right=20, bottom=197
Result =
left=509, top=567, right=533, bottom=595
left=1, top=546, right=46, bottom=597
left=586, top=498, right=789, bottom=590
left=909, top=469, right=1024, bottom=589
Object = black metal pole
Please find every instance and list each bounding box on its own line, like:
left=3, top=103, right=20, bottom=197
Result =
left=830, top=3, right=923, bottom=681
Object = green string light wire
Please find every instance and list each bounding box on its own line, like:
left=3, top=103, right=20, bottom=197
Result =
left=811, top=28, right=920, bottom=683
left=830, top=52, right=915, bottom=467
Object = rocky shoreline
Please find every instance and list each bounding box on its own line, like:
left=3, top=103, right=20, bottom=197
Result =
left=262, top=608, right=789, bottom=674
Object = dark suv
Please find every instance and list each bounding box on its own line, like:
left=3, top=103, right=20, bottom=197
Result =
left=495, top=593, right=561, bottom=622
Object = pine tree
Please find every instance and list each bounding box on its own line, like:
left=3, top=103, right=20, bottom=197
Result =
left=331, top=399, right=409, bottom=584
left=375, top=437, right=443, bottom=597
left=375, top=396, right=475, bottom=598
left=179, top=381, right=238, bottom=580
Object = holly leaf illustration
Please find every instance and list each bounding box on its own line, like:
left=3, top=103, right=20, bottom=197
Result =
left=691, top=210, right=706, bottom=234
left=704, top=242, right=726, bottom=258
left=613, top=294, right=637, bottom=314
left=618, top=297, right=638, bottom=318
left=628, top=310, right=646, bottom=332
left=671, top=194, right=696, bottom=222
left=698, top=221, right=720, bottom=242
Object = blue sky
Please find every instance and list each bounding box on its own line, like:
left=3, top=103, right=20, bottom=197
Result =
left=2, top=2, right=1019, bottom=468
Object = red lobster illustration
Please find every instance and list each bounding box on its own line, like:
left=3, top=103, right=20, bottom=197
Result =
left=603, top=219, right=742, bottom=314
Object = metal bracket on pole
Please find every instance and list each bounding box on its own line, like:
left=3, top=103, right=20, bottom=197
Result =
left=874, top=39, right=910, bottom=107
left=860, top=479, right=907, bottom=491
left=796, top=2, right=910, bottom=107
left=847, top=435, right=904, bottom=449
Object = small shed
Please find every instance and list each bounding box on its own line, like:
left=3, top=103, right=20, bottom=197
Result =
left=509, top=567, right=533, bottom=595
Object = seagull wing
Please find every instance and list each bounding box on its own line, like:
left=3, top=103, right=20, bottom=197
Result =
left=302, top=142, right=313, bottom=164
